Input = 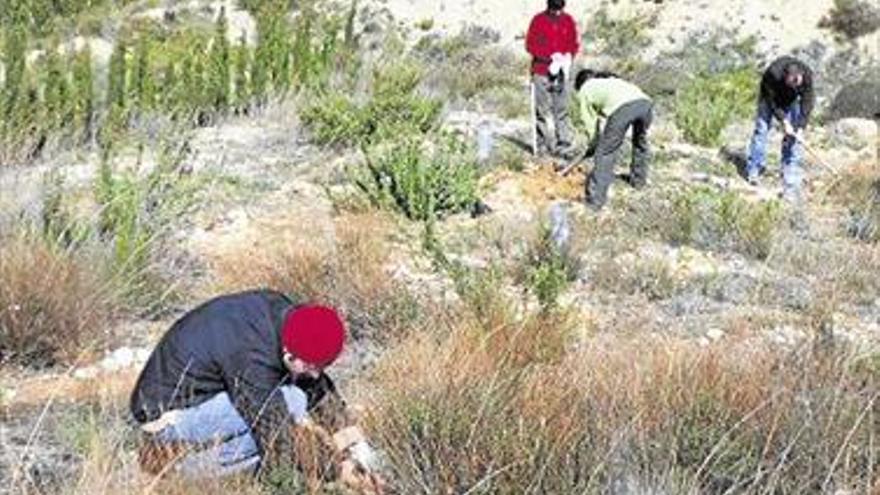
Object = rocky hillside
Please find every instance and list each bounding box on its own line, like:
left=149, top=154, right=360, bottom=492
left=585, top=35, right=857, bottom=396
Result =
left=0, top=0, right=878, bottom=493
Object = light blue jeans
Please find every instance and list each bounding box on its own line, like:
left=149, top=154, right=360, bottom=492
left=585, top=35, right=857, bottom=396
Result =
left=746, top=101, right=805, bottom=194
left=151, top=385, right=308, bottom=478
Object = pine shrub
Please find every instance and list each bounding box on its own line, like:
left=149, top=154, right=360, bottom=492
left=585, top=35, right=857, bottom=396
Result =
left=71, top=46, right=95, bottom=142
left=354, top=134, right=480, bottom=221
left=207, top=7, right=232, bottom=114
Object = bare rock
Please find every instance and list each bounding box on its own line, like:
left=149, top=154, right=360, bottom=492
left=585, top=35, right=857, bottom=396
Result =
left=829, top=73, right=880, bottom=120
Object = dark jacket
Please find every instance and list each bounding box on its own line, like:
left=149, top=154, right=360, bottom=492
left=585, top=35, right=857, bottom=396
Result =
left=759, top=56, right=815, bottom=128
left=130, top=289, right=342, bottom=470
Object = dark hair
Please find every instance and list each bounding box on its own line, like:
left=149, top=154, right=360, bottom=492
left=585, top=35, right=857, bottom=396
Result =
left=574, top=68, right=619, bottom=90
left=547, top=0, right=565, bottom=11
left=784, top=62, right=806, bottom=76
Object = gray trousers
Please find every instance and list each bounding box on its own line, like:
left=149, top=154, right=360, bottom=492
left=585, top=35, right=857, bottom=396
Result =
left=533, top=74, right=574, bottom=154
left=586, top=99, right=653, bottom=209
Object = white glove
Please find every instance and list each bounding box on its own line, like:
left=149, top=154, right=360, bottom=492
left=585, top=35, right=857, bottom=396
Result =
left=549, top=52, right=572, bottom=77
left=349, top=440, right=381, bottom=472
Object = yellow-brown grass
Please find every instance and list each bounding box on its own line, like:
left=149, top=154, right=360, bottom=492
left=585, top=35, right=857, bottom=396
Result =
left=364, top=307, right=880, bottom=493
left=0, top=232, right=113, bottom=366
left=210, top=212, right=419, bottom=342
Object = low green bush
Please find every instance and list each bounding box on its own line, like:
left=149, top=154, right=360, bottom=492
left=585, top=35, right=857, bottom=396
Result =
left=301, top=61, right=442, bottom=146
left=674, top=68, right=756, bottom=147
left=353, top=134, right=480, bottom=221
left=585, top=5, right=654, bottom=59
left=667, top=187, right=782, bottom=259
left=516, top=224, right=580, bottom=309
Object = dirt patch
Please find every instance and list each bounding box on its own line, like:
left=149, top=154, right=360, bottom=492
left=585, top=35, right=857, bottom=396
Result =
left=487, top=165, right=584, bottom=207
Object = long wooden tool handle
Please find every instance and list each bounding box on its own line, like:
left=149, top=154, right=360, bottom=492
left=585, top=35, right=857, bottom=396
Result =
left=795, top=134, right=838, bottom=175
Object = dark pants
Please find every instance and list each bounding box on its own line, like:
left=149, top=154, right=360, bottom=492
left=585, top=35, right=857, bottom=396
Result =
left=586, top=99, right=653, bottom=209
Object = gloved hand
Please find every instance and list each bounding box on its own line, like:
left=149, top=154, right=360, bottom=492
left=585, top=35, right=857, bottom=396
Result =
left=549, top=52, right=572, bottom=77
left=335, top=429, right=385, bottom=494
left=340, top=458, right=386, bottom=494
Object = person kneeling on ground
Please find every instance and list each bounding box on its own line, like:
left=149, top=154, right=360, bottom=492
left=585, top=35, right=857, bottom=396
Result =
left=574, top=69, right=654, bottom=210
left=130, top=289, right=383, bottom=492
left=745, top=55, right=815, bottom=202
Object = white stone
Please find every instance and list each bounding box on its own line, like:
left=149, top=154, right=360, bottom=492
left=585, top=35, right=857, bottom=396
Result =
left=135, top=348, right=152, bottom=364
left=706, top=328, right=724, bottom=341
left=99, top=347, right=137, bottom=371
left=73, top=367, right=99, bottom=380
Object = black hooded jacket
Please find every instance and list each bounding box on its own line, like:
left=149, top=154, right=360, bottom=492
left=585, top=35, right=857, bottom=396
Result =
left=130, top=289, right=341, bottom=469
left=759, top=56, right=815, bottom=128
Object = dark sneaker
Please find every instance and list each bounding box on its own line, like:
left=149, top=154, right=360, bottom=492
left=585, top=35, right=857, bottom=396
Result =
left=584, top=199, right=603, bottom=212
left=629, top=176, right=647, bottom=189
left=471, top=200, right=493, bottom=218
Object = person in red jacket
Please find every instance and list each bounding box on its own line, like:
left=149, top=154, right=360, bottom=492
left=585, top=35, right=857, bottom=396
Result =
left=526, top=0, right=580, bottom=159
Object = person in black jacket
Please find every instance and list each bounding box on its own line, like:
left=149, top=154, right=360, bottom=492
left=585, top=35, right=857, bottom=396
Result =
left=745, top=56, right=815, bottom=201
left=130, top=289, right=381, bottom=488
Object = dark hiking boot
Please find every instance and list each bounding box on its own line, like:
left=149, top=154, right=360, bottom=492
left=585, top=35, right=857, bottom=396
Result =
left=471, top=200, right=493, bottom=218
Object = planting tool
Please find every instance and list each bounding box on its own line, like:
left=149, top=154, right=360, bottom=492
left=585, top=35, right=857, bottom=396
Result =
left=795, top=133, right=839, bottom=176
left=557, top=150, right=586, bottom=177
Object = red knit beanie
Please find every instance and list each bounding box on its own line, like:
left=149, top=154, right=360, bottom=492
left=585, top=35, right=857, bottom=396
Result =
left=281, top=305, right=346, bottom=367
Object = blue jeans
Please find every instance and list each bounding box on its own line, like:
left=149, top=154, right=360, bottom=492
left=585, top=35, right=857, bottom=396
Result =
left=746, top=101, right=805, bottom=193
left=151, top=385, right=308, bottom=478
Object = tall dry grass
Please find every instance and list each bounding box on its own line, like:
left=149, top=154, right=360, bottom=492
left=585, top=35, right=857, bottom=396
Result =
left=364, top=308, right=880, bottom=494
left=212, top=212, right=422, bottom=343
left=0, top=231, right=114, bottom=366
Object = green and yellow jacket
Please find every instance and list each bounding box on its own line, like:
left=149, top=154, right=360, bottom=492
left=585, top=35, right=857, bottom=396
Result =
left=577, top=77, right=651, bottom=144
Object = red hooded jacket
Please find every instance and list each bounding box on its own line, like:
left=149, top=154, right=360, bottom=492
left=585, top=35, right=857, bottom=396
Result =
left=526, top=10, right=580, bottom=76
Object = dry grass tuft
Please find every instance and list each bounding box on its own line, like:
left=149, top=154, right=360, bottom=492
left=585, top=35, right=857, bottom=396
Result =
left=829, top=162, right=880, bottom=244
left=364, top=312, right=880, bottom=493
left=212, top=212, right=420, bottom=342
left=0, top=232, right=114, bottom=367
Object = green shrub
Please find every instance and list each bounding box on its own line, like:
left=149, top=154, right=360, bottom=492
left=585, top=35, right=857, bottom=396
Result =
left=131, top=35, right=156, bottom=114
left=365, top=63, right=442, bottom=141
left=91, top=154, right=200, bottom=310
left=207, top=7, right=231, bottom=114
left=585, top=5, right=654, bottom=59
left=94, top=160, right=153, bottom=287
left=667, top=187, right=782, bottom=259
left=1, top=25, right=28, bottom=150
left=301, top=61, right=442, bottom=146
left=353, top=134, right=480, bottom=221
left=71, top=45, right=95, bottom=141
left=231, top=35, right=251, bottom=113
left=674, top=68, right=756, bottom=147
left=40, top=41, right=71, bottom=134
left=290, top=1, right=349, bottom=91
left=258, top=11, right=293, bottom=94
left=516, top=224, right=580, bottom=309
left=105, top=38, right=128, bottom=129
